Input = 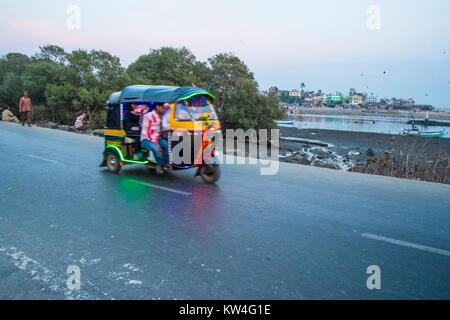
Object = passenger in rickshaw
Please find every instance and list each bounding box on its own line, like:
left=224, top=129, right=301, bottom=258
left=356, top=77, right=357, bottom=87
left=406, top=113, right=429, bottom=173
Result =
left=140, top=103, right=169, bottom=174
left=175, top=101, right=192, bottom=120
left=160, top=103, right=172, bottom=171
left=125, top=103, right=147, bottom=158
left=125, top=104, right=140, bottom=132
left=125, top=103, right=149, bottom=133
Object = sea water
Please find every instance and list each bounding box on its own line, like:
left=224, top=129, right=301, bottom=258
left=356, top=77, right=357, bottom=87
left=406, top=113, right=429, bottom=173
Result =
left=290, top=114, right=450, bottom=138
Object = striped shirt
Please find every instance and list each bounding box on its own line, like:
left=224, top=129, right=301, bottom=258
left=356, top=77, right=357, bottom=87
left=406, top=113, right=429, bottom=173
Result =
left=75, top=115, right=84, bottom=128
left=140, top=110, right=161, bottom=144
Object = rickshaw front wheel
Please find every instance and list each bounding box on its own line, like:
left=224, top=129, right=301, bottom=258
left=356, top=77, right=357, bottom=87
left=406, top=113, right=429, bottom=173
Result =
left=199, top=165, right=220, bottom=184
left=106, top=152, right=121, bottom=173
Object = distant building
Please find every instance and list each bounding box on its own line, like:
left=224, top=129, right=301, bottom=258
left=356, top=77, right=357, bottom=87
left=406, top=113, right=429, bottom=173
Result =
left=415, top=105, right=433, bottom=111
left=278, top=90, right=290, bottom=97
left=400, top=99, right=415, bottom=106
left=352, top=94, right=363, bottom=105
left=302, top=90, right=315, bottom=98
left=269, top=86, right=279, bottom=95
left=361, top=93, right=367, bottom=102
left=289, top=89, right=301, bottom=97
left=313, top=97, right=325, bottom=105
left=326, top=95, right=344, bottom=105
left=269, top=87, right=292, bottom=97
left=365, top=94, right=380, bottom=103
left=388, top=98, right=416, bottom=109
left=349, top=88, right=356, bottom=97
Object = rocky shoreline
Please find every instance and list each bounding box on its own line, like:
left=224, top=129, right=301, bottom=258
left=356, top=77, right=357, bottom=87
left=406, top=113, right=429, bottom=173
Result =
left=278, top=127, right=450, bottom=178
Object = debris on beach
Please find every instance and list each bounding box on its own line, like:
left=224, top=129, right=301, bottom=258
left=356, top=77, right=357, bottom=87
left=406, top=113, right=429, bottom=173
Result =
left=279, top=144, right=352, bottom=171
left=280, top=137, right=332, bottom=147
left=366, top=148, right=375, bottom=157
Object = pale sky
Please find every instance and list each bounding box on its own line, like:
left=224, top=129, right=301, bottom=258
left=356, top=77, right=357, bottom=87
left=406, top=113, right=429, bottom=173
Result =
left=1, top=0, right=449, bottom=109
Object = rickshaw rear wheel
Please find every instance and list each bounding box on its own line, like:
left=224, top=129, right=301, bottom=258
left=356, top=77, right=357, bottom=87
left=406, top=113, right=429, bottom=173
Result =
left=106, top=152, right=121, bottom=173
left=199, top=165, right=220, bottom=184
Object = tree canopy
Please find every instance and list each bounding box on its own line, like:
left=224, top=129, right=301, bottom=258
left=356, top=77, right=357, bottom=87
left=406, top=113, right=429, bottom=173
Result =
left=0, top=45, right=282, bottom=130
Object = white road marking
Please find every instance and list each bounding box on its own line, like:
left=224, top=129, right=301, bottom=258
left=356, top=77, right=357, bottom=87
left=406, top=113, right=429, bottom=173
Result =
left=362, top=233, right=450, bottom=257
left=129, top=179, right=192, bottom=196
left=28, top=154, right=58, bottom=164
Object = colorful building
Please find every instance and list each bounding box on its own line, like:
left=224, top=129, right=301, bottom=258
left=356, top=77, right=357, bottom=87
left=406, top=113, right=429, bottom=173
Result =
left=352, top=94, right=363, bottom=105
left=326, top=95, right=343, bottom=105
left=313, top=97, right=325, bottom=105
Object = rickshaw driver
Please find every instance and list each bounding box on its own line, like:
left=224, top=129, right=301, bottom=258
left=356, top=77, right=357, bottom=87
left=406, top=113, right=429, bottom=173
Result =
left=140, top=103, right=168, bottom=175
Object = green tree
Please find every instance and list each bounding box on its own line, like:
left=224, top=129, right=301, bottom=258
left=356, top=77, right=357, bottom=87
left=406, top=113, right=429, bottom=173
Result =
left=300, top=82, right=306, bottom=92
left=208, top=53, right=254, bottom=117
left=35, top=45, right=68, bottom=64
left=0, top=46, right=283, bottom=131
left=127, top=47, right=203, bottom=87
left=65, top=49, right=127, bottom=123
left=22, top=61, right=69, bottom=106
left=0, top=53, right=31, bottom=108
left=45, top=83, right=78, bottom=123
left=208, top=53, right=282, bottom=131
left=0, top=53, right=31, bottom=83
left=0, top=73, right=24, bottom=110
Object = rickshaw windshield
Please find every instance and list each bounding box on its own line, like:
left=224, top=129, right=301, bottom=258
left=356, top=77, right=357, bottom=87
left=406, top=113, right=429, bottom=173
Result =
left=175, top=96, right=218, bottom=121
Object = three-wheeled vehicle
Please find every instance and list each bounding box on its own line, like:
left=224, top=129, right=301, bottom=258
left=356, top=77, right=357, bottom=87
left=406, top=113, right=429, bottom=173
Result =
left=100, top=85, right=221, bottom=183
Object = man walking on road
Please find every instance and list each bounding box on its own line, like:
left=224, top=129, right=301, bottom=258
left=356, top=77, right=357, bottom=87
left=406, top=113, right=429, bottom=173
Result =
left=19, top=91, right=33, bottom=127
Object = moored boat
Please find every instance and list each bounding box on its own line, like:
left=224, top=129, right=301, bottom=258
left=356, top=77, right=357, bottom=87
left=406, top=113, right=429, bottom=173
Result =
left=400, top=128, right=446, bottom=138
left=276, top=120, right=295, bottom=125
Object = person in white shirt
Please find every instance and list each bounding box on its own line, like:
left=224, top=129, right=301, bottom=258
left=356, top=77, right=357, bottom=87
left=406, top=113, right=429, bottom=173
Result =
left=75, top=112, right=90, bottom=133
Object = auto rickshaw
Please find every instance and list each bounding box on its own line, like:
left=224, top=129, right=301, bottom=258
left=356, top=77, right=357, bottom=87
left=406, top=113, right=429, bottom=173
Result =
left=100, top=85, right=221, bottom=183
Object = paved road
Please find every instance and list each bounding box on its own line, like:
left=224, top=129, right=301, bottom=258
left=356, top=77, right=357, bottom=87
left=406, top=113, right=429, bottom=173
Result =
left=0, top=121, right=449, bottom=299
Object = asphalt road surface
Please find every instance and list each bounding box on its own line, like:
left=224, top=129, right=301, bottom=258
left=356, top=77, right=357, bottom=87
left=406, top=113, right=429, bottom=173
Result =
left=0, top=121, right=449, bottom=299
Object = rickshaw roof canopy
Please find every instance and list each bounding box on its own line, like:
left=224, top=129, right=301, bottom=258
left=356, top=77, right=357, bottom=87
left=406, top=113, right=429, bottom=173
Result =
left=108, top=85, right=215, bottom=104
